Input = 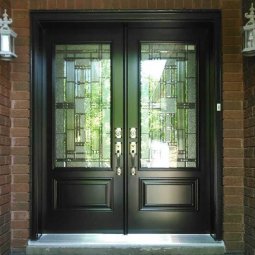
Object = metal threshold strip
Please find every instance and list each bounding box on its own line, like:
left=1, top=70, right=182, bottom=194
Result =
left=27, top=234, right=226, bottom=255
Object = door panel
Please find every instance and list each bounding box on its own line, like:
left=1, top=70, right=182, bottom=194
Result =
left=139, top=178, right=198, bottom=211
left=127, top=27, right=210, bottom=233
left=45, top=25, right=124, bottom=232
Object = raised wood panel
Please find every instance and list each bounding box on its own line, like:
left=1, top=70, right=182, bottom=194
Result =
left=139, top=178, right=199, bottom=211
left=54, top=178, right=113, bottom=211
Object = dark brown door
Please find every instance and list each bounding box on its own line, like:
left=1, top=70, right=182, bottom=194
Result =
left=44, top=24, right=125, bottom=232
left=127, top=26, right=211, bottom=233
left=44, top=22, right=212, bottom=233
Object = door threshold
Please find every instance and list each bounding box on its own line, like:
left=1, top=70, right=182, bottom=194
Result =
left=27, top=234, right=225, bottom=255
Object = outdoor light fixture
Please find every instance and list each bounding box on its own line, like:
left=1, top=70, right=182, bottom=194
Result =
left=0, top=9, right=17, bottom=60
left=243, top=3, right=255, bottom=56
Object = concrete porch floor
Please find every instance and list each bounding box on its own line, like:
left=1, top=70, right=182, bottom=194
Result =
left=26, top=234, right=226, bottom=255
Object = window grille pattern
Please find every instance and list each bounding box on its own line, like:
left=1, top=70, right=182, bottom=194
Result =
left=140, top=43, right=197, bottom=168
left=55, top=44, right=111, bottom=168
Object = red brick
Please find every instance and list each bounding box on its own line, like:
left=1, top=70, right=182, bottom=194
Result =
left=12, top=193, right=29, bottom=203
left=174, top=0, right=184, bottom=8
left=11, top=212, right=30, bottom=220
left=12, top=175, right=29, bottom=184
left=224, top=214, right=243, bottom=223
left=225, top=206, right=244, bottom=214
left=12, top=119, right=29, bottom=128
left=224, top=186, right=244, bottom=196
left=222, top=0, right=241, bottom=9
left=66, top=0, right=75, bottom=8
left=165, top=0, right=175, bottom=9
left=223, top=54, right=242, bottom=63
left=0, top=166, right=10, bottom=175
left=0, top=203, right=10, bottom=215
left=192, top=0, right=202, bottom=8
left=11, top=221, right=29, bottom=229
left=224, top=110, right=244, bottom=119
left=12, top=10, right=29, bottom=19
left=11, top=138, right=29, bottom=146
left=12, top=156, right=29, bottom=165
left=11, top=72, right=29, bottom=82
left=11, top=202, right=29, bottom=211
left=10, top=128, right=29, bottom=137
left=224, top=148, right=244, bottom=158
left=10, top=92, right=29, bottom=100
left=47, top=0, right=57, bottom=9
left=11, top=165, right=29, bottom=174
left=11, top=184, right=29, bottom=193
left=222, top=9, right=241, bottom=18
left=12, top=19, right=29, bottom=29
left=224, top=232, right=243, bottom=241
left=224, top=129, right=244, bottom=138
left=148, top=0, right=157, bottom=8
left=223, top=223, right=245, bottom=232
left=223, top=92, right=244, bottom=101
left=223, top=100, right=243, bottom=111
left=224, top=176, right=244, bottom=186
left=12, top=230, right=29, bottom=239
left=56, top=0, right=66, bottom=8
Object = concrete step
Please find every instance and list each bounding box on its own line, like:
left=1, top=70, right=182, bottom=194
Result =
left=26, top=234, right=225, bottom=255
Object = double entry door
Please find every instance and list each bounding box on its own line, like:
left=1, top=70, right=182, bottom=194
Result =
left=43, top=22, right=212, bottom=234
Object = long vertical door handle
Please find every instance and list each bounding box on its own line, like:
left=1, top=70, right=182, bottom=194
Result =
left=130, top=142, right=136, bottom=175
left=115, top=142, right=122, bottom=176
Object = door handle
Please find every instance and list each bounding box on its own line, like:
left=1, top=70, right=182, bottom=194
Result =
left=130, top=142, right=136, bottom=175
left=115, top=142, right=122, bottom=176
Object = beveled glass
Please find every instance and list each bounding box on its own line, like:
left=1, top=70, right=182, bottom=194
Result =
left=140, top=43, right=197, bottom=168
left=55, top=44, right=111, bottom=168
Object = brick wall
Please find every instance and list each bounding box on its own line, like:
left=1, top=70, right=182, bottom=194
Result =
left=9, top=0, right=244, bottom=254
left=0, top=0, right=11, bottom=254
left=243, top=1, right=255, bottom=255
left=10, top=0, right=30, bottom=253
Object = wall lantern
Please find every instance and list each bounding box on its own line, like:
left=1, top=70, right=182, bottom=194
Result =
left=0, top=9, right=17, bottom=60
left=243, top=3, right=255, bottom=56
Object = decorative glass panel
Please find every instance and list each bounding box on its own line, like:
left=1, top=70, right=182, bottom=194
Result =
left=140, top=43, right=197, bottom=168
left=55, top=44, right=111, bottom=168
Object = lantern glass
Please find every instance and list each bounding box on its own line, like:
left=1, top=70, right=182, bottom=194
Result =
left=243, top=3, right=255, bottom=56
left=0, top=9, right=17, bottom=60
left=1, top=34, right=10, bottom=52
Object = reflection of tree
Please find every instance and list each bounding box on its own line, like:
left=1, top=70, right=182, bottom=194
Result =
left=84, top=59, right=110, bottom=160
left=147, top=75, right=166, bottom=142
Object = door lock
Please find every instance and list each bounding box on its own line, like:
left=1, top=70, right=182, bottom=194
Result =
left=115, top=142, right=122, bottom=176
left=130, top=142, right=136, bottom=175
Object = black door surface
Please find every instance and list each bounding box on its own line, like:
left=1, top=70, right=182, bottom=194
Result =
left=41, top=21, right=215, bottom=234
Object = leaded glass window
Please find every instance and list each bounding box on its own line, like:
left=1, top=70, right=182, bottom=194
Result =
left=55, top=44, right=111, bottom=168
left=140, top=43, right=197, bottom=168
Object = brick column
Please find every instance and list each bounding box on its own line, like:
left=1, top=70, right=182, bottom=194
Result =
left=10, top=0, right=30, bottom=253
left=222, top=0, right=245, bottom=252
left=243, top=2, right=255, bottom=255
left=0, top=2, right=11, bottom=255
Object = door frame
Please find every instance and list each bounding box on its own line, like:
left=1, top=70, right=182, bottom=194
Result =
left=31, top=10, right=222, bottom=240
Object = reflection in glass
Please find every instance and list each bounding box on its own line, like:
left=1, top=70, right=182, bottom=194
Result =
left=55, top=44, right=111, bottom=168
left=140, top=43, right=197, bottom=168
